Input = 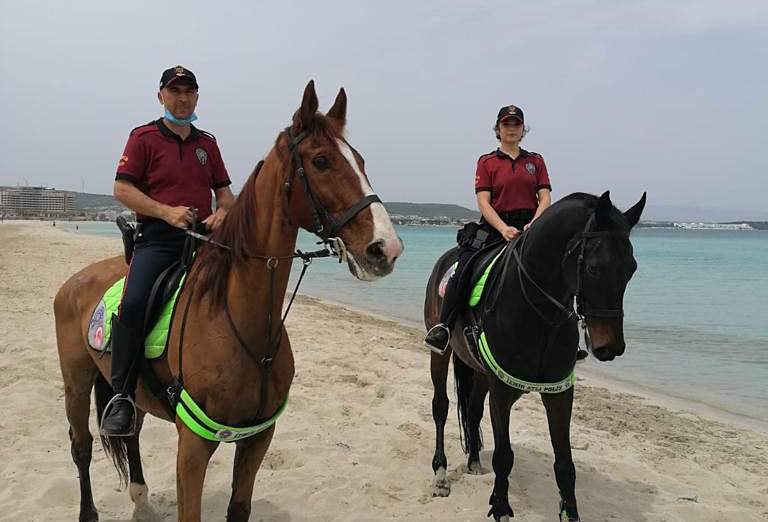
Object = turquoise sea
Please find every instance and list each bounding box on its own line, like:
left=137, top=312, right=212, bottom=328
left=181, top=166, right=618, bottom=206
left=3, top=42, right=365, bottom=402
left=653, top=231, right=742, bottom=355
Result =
left=62, top=222, right=768, bottom=422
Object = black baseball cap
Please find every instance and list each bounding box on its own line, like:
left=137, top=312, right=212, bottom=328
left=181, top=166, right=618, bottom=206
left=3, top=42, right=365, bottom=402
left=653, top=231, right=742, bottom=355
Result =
left=496, top=104, right=524, bottom=124
left=160, top=65, right=198, bottom=90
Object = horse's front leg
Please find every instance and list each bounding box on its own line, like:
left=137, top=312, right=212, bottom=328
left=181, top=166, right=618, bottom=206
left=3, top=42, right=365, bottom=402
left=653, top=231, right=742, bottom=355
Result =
left=226, top=427, right=276, bottom=522
left=487, top=380, right=523, bottom=522
left=176, top=424, right=219, bottom=522
left=466, top=372, right=489, bottom=474
left=430, top=348, right=451, bottom=497
left=541, top=387, right=580, bottom=521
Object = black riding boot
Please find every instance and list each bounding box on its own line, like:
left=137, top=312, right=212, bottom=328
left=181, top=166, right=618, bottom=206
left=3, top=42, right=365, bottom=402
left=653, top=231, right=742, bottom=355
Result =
left=425, top=270, right=465, bottom=354
left=101, top=314, right=143, bottom=437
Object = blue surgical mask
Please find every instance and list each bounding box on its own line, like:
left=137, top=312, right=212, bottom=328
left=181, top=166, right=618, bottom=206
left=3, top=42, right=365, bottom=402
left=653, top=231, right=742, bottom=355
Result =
left=164, top=109, right=198, bottom=125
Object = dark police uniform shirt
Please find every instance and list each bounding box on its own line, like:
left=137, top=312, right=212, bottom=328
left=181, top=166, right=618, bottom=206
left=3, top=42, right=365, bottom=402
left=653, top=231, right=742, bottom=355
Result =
left=474, top=148, right=551, bottom=213
left=116, top=119, right=231, bottom=222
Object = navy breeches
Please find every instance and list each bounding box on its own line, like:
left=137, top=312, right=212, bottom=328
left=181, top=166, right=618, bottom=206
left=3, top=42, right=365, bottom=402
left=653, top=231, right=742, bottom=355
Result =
left=119, top=238, right=184, bottom=331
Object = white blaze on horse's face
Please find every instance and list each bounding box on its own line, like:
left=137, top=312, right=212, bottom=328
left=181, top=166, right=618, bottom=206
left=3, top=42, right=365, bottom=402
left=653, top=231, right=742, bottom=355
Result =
left=335, top=138, right=403, bottom=281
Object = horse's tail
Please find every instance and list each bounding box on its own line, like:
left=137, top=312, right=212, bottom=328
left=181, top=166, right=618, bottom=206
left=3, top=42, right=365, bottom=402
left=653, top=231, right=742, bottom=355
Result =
left=453, top=353, right=477, bottom=454
left=94, top=373, right=129, bottom=487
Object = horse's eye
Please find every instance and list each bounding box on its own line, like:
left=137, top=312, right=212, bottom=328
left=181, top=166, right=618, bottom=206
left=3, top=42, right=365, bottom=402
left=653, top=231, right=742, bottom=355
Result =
left=312, top=156, right=330, bottom=170
left=586, top=264, right=599, bottom=277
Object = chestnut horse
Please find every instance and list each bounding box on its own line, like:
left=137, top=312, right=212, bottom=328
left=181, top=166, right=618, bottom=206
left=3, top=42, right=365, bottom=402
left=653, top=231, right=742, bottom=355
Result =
left=54, top=81, right=403, bottom=522
left=424, top=191, right=645, bottom=521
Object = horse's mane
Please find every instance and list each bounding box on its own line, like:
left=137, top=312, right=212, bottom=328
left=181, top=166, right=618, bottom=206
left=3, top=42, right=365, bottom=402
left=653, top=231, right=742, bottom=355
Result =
left=190, top=113, right=345, bottom=312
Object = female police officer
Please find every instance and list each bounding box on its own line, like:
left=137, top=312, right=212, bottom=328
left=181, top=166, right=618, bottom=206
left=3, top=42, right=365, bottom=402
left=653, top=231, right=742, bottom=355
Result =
left=101, top=66, right=235, bottom=436
left=424, top=104, right=552, bottom=353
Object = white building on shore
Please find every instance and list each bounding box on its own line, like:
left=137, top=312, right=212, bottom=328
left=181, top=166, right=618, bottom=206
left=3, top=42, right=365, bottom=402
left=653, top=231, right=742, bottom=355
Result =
left=0, top=186, right=73, bottom=216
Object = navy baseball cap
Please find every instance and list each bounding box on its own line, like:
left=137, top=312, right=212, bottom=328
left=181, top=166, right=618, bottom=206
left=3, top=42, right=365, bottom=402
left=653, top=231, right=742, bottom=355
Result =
left=160, top=65, right=198, bottom=90
left=496, top=105, right=524, bottom=124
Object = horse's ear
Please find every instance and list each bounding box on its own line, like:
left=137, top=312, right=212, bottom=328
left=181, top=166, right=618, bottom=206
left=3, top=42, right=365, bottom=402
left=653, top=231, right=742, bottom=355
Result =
left=292, top=80, right=319, bottom=132
left=326, top=87, right=347, bottom=125
left=624, top=192, right=647, bottom=229
left=595, top=190, right=613, bottom=228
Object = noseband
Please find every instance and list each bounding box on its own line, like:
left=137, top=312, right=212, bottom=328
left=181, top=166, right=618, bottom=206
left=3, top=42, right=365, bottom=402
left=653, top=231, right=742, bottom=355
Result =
left=285, top=129, right=382, bottom=242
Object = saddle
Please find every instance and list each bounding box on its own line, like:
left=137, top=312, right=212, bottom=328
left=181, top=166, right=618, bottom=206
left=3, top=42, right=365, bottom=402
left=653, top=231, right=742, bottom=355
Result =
left=86, top=219, right=203, bottom=359
left=467, top=241, right=507, bottom=307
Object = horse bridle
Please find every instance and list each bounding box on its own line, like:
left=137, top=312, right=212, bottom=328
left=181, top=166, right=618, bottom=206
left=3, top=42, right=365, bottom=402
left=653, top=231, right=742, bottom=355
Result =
left=285, top=128, right=382, bottom=242
left=507, top=213, right=627, bottom=328
left=563, top=214, right=626, bottom=320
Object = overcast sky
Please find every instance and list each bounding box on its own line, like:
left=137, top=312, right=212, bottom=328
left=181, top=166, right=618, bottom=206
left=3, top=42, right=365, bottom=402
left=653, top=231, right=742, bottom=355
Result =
left=2, top=1, right=767, bottom=218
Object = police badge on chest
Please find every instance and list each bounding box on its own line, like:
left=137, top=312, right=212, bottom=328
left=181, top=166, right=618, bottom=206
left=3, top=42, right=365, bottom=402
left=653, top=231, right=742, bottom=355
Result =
left=195, top=147, right=208, bottom=166
left=525, top=162, right=536, bottom=175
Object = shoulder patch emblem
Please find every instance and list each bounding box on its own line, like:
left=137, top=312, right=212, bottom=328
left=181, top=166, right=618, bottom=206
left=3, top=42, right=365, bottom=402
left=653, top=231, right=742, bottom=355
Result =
left=195, top=147, right=208, bottom=166
left=118, top=155, right=128, bottom=168
left=525, top=162, right=536, bottom=175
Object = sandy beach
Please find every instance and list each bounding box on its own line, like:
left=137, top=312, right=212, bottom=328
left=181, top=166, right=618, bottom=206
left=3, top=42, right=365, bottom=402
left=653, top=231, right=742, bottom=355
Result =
left=0, top=220, right=766, bottom=522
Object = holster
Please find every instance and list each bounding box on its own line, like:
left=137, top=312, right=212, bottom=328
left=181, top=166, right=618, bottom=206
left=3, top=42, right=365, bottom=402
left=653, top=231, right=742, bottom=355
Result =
left=116, top=216, right=136, bottom=265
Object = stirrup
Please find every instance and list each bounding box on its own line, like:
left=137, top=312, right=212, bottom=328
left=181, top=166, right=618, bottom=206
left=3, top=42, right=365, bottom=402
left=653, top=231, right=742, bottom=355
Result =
left=576, top=348, right=589, bottom=364
left=424, top=324, right=451, bottom=356
left=99, top=394, right=137, bottom=437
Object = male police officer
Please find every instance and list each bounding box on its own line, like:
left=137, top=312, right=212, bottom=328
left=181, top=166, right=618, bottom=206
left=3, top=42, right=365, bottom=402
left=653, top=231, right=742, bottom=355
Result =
left=101, top=66, right=235, bottom=436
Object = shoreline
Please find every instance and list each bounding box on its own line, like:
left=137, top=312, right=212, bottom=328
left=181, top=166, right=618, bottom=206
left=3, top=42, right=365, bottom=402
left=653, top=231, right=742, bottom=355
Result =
left=40, top=218, right=768, bottom=430
left=290, top=292, right=768, bottom=433
left=40, top=220, right=768, bottom=433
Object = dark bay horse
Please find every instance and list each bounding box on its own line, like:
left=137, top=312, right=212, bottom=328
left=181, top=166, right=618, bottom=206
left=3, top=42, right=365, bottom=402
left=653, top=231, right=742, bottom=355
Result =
left=424, top=191, right=645, bottom=521
left=54, top=81, right=403, bottom=522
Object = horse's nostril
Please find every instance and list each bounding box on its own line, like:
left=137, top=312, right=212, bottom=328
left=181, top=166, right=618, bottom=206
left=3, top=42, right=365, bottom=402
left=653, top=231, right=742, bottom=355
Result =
left=365, top=240, right=386, bottom=262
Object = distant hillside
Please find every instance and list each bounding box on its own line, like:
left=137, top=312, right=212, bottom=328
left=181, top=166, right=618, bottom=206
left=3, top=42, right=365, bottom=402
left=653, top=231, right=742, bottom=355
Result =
left=69, top=193, right=480, bottom=220
left=724, top=221, right=768, bottom=230
left=71, top=191, right=123, bottom=211
left=65, top=192, right=766, bottom=227
left=384, top=202, right=479, bottom=220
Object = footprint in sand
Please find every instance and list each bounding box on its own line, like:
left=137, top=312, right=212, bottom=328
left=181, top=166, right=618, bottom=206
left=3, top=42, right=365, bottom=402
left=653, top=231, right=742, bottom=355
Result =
left=263, top=449, right=307, bottom=470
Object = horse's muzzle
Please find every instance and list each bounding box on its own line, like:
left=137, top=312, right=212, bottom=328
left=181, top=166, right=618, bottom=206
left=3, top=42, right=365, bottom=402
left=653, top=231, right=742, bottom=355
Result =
left=591, top=341, right=625, bottom=361
left=363, top=236, right=403, bottom=276
left=586, top=318, right=626, bottom=361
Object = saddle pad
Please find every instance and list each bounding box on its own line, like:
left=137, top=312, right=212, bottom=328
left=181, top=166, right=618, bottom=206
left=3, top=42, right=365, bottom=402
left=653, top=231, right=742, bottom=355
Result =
left=87, top=275, right=185, bottom=359
left=468, top=245, right=507, bottom=308
left=438, top=262, right=458, bottom=298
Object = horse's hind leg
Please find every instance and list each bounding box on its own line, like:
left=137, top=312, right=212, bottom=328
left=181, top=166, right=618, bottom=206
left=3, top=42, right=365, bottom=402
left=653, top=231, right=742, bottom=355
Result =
left=466, top=372, right=489, bottom=474
left=226, top=427, right=275, bottom=522
left=61, top=353, right=100, bottom=522
left=487, top=381, right=522, bottom=522
left=126, top=411, right=156, bottom=519
left=430, top=349, right=451, bottom=497
left=542, top=387, right=580, bottom=521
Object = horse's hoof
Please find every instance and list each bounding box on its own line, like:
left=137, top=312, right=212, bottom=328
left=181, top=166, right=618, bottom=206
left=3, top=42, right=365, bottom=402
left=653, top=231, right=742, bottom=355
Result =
left=559, top=500, right=580, bottom=521
left=467, top=460, right=485, bottom=475
left=78, top=508, right=98, bottom=522
left=488, top=492, right=514, bottom=521
left=432, top=467, right=451, bottom=497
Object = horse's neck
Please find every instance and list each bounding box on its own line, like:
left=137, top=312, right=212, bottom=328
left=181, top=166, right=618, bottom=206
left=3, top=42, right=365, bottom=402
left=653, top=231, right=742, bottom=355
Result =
left=226, top=149, right=298, bottom=338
